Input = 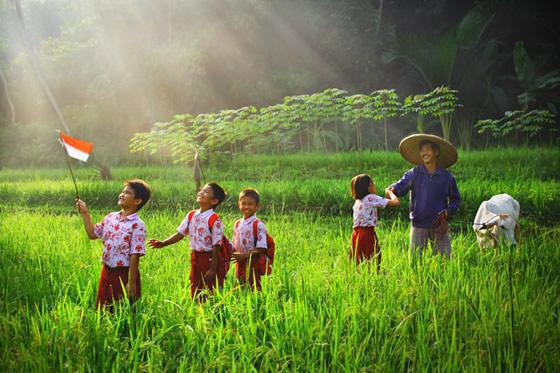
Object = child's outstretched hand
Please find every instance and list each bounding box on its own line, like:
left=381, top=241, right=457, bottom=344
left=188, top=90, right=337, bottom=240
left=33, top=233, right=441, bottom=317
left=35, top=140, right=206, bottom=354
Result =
left=75, top=199, right=88, bottom=215
left=148, top=239, right=165, bottom=249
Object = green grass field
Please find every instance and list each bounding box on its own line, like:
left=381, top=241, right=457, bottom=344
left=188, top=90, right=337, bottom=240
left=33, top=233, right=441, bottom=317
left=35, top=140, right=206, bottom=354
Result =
left=1, top=148, right=559, bottom=371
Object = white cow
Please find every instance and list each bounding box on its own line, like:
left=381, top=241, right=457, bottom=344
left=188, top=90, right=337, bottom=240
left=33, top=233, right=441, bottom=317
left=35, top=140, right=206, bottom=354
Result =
left=473, top=194, right=520, bottom=248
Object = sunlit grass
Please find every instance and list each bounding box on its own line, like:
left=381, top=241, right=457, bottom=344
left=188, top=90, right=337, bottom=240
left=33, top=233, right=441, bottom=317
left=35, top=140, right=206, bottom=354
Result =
left=1, top=148, right=559, bottom=370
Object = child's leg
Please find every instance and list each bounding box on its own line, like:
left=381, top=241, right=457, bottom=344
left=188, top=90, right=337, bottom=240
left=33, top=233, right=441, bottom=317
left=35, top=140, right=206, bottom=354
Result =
left=96, top=265, right=140, bottom=309
left=190, top=252, right=207, bottom=299
left=372, top=228, right=381, bottom=272
left=236, top=259, right=248, bottom=286
left=249, top=257, right=262, bottom=291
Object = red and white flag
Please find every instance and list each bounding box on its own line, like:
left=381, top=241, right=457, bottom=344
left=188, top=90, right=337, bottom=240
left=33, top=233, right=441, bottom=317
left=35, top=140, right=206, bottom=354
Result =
left=59, top=132, right=93, bottom=162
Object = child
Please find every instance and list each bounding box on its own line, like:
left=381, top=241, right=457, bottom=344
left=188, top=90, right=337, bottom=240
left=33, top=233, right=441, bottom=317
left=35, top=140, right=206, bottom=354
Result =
left=148, top=183, right=227, bottom=299
left=350, top=174, right=399, bottom=270
left=232, top=188, right=268, bottom=291
left=75, top=179, right=151, bottom=310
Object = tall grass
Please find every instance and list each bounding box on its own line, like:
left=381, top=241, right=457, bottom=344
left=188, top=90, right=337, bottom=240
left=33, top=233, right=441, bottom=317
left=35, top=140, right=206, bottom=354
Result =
left=1, top=211, right=559, bottom=371
left=1, top=148, right=559, bottom=370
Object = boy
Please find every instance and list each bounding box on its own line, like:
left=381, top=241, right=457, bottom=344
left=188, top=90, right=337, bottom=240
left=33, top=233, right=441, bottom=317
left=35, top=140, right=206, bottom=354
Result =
left=75, top=179, right=151, bottom=309
left=387, top=134, right=461, bottom=257
left=148, top=183, right=227, bottom=299
left=232, top=189, right=268, bottom=291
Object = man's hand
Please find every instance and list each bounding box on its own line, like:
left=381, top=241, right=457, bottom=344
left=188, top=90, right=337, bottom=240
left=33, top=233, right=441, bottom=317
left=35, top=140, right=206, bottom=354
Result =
left=440, top=209, right=449, bottom=219
left=148, top=239, right=165, bottom=249
left=385, top=188, right=395, bottom=197
left=75, top=199, right=88, bottom=215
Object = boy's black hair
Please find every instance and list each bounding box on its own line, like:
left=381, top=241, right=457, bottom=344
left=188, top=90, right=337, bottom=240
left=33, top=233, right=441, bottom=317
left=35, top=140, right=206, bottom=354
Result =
left=207, top=182, right=226, bottom=207
left=125, top=179, right=151, bottom=210
left=239, top=188, right=260, bottom=204
left=418, top=140, right=440, bottom=153
left=350, top=174, right=373, bottom=200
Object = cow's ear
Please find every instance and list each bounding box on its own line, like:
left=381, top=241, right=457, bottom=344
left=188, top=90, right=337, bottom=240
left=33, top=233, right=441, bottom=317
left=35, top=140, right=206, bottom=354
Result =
left=499, top=214, right=510, bottom=219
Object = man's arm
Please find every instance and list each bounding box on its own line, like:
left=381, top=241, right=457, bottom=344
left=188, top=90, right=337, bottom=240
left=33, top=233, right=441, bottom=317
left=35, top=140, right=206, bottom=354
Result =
left=388, top=169, right=415, bottom=197
left=446, top=175, right=461, bottom=217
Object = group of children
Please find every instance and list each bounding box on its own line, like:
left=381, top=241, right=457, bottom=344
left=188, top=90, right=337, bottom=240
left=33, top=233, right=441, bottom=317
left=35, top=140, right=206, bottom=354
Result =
left=76, top=182, right=272, bottom=308
left=76, top=134, right=461, bottom=310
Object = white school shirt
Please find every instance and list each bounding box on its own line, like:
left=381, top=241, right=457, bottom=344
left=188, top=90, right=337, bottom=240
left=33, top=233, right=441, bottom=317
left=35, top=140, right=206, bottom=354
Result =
left=177, top=208, right=224, bottom=252
left=93, top=212, right=146, bottom=268
left=352, top=194, right=389, bottom=228
left=232, top=215, right=267, bottom=254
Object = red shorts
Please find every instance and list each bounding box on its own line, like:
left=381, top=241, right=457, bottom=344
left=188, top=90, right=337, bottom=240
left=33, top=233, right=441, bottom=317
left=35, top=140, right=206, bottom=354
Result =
left=190, top=251, right=227, bottom=299
left=96, top=264, right=141, bottom=308
left=236, top=254, right=264, bottom=291
left=351, top=227, right=381, bottom=268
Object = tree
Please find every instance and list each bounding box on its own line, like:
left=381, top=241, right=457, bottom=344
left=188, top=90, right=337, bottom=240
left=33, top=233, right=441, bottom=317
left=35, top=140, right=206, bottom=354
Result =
left=401, top=86, right=461, bottom=140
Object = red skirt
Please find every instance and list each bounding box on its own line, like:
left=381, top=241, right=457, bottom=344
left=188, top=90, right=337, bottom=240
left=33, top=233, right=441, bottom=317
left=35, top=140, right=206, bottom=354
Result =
left=190, top=251, right=227, bottom=299
left=96, top=264, right=141, bottom=308
left=351, top=226, right=381, bottom=269
left=235, top=254, right=263, bottom=291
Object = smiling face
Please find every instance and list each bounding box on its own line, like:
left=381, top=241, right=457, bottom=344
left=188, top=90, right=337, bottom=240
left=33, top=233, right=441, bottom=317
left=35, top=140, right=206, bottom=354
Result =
left=118, top=185, right=142, bottom=211
left=238, top=195, right=259, bottom=219
left=197, top=184, right=218, bottom=210
left=419, top=143, right=439, bottom=165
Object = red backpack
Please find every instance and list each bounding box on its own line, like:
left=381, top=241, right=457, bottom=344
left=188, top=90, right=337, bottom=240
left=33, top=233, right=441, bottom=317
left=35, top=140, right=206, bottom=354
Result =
left=251, top=219, right=275, bottom=275
left=187, top=210, right=233, bottom=272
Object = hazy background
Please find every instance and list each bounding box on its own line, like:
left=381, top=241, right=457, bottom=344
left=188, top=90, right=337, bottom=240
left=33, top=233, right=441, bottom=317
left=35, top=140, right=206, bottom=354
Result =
left=0, top=0, right=559, bottom=166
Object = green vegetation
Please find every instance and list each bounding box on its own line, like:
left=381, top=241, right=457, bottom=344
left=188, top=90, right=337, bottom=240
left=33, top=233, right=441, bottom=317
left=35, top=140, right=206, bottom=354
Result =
left=1, top=149, right=559, bottom=370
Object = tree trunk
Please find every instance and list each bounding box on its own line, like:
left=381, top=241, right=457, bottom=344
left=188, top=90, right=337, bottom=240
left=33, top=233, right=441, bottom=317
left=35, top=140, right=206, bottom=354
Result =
left=383, top=117, right=388, bottom=151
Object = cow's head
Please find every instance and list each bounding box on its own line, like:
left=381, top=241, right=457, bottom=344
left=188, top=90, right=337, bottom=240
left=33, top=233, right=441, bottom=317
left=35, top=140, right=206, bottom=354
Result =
left=475, top=214, right=517, bottom=248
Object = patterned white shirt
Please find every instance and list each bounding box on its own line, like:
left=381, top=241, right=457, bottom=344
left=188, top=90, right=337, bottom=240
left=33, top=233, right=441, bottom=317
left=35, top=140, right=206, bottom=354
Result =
left=232, top=215, right=267, bottom=254
left=352, top=193, right=389, bottom=228
left=177, top=208, right=224, bottom=252
left=93, top=212, right=146, bottom=268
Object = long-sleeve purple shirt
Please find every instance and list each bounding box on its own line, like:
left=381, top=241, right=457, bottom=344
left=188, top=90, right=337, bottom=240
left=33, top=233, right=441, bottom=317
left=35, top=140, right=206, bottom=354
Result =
left=390, top=165, right=461, bottom=228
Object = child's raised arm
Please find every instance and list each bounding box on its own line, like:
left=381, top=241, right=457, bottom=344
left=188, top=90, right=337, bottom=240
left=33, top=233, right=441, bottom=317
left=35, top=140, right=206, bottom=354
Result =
left=385, top=188, right=400, bottom=207
left=75, top=199, right=97, bottom=239
left=148, top=232, right=184, bottom=249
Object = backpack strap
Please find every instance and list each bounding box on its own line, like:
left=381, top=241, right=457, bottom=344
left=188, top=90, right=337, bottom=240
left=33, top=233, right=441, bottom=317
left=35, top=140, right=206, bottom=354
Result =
left=208, top=213, right=218, bottom=232
left=187, top=210, right=196, bottom=222
left=252, top=219, right=262, bottom=248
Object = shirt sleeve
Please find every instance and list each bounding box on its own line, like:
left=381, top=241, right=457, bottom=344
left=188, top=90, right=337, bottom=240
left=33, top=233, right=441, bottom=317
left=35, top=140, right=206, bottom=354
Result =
left=391, top=168, right=415, bottom=197
left=446, top=174, right=461, bottom=217
left=255, top=221, right=268, bottom=249
left=130, top=221, right=147, bottom=256
left=176, top=215, right=190, bottom=236
left=211, top=217, right=224, bottom=246
left=93, top=214, right=108, bottom=238
left=372, top=195, right=389, bottom=208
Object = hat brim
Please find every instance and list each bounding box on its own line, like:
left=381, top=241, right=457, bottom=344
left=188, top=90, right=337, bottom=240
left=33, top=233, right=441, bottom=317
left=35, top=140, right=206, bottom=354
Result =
left=399, top=134, right=458, bottom=168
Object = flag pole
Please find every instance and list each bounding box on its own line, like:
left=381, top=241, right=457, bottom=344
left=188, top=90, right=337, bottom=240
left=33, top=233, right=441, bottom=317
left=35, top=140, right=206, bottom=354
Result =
left=58, top=131, right=80, bottom=200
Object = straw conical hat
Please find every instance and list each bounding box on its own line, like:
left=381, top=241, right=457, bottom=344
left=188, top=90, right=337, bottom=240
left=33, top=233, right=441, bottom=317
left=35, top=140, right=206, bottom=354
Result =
left=399, top=134, right=458, bottom=168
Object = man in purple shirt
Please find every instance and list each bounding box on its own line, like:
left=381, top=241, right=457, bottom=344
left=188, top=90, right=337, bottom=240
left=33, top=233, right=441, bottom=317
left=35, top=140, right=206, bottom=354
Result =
left=387, top=134, right=461, bottom=256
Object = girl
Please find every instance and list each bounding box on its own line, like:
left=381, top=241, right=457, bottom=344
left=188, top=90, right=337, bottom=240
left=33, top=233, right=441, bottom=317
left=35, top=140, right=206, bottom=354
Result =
left=350, top=174, right=399, bottom=270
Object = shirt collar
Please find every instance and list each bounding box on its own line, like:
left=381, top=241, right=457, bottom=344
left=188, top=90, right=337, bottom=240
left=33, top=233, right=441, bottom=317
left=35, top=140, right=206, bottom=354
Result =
left=242, top=214, right=257, bottom=224
left=198, top=208, right=214, bottom=218
left=420, top=164, right=444, bottom=176
left=116, top=211, right=139, bottom=221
